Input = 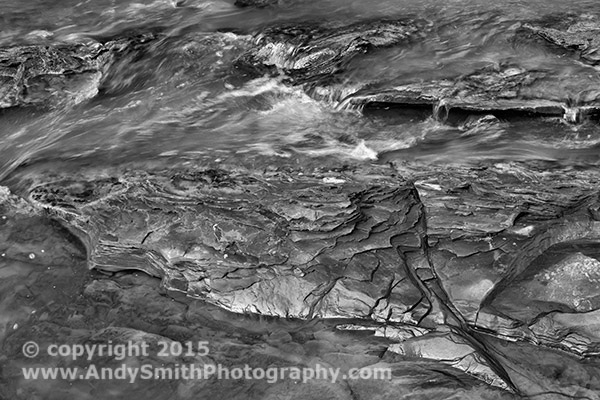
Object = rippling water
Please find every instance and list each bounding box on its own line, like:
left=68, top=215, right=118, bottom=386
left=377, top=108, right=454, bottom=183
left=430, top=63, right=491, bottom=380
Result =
left=3, top=1, right=600, bottom=398
left=1, top=0, right=600, bottom=181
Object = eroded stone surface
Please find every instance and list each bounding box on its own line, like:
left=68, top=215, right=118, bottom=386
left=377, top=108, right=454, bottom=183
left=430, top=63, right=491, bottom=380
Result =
left=20, top=165, right=429, bottom=323
left=0, top=33, right=157, bottom=109
left=5, top=14, right=600, bottom=398
left=403, top=164, right=600, bottom=325
left=529, top=309, right=600, bottom=356
left=4, top=155, right=600, bottom=397
left=522, top=14, right=600, bottom=65
left=235, top=19, right=430, bottom=85
left=493, top=252, right=600, bottom=318
left=387, top=332, right=508, bottom=389
left=340, top=65, right=600, bottom=122
left=0, top=189, right=515, bottom=399
left=232, top=19, right=600, bottom=124
left=234, top=0, right=280, bottom=7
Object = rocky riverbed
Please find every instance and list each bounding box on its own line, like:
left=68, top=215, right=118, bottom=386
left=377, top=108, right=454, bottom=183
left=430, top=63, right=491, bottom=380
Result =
left=2, top=1, right=600, bottom=399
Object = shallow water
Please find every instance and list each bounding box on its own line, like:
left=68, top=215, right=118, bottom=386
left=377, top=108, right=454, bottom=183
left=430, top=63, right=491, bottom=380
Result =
left=2, top=0, right=600, bottom=399
left=1, top=0, right=600, bottom=180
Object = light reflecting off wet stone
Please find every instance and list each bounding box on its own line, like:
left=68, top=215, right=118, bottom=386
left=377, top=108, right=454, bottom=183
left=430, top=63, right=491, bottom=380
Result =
left=3, top=1, right=600, bottom=399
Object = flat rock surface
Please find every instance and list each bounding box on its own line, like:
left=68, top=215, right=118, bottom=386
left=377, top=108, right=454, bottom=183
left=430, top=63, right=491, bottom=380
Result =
left=340, top=65, right=600, bottom=122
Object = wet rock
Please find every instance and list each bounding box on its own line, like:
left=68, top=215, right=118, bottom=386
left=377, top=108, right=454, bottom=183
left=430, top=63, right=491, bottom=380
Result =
left=477, top=333, right=600, bottom=399
left=234, top=0, right=280, bottom=7
left=7, top=9, right=600, bottom=400
left=0, top=249, right=513, bottom=400
left=336, top=323, right=429, bottom=341
left=0, top=185, right=85, bottom=268
left=348, top=367, right=516, bottom=400
left=0, top=33, right=158, bottom=109
left=387, top=332, right=508, bottom=389
left=529, top=309, right=600, bottom=355
left=7, top=156, right=600, bottom=395
left=340, top=64, right=600, bottom=123
left=492, top=252, right=600, bottom=320
left=235, top=19, right=430, bottom=84
left=409, top=164, right=600, bottom=324
left=22, top=164, right=428, bottom=323
left=522, top=14, right=600, bottom=65
left=0, top=42, right=107, bottom=108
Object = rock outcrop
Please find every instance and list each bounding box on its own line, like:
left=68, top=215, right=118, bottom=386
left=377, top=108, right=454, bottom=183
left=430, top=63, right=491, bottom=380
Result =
left=5, top=12, right=600, bottom=400
left=22, top=165, right=429, bottom=323
left=521, top=14, right=600, bottom=65
left=0, top=33, right=158, bottom=109
left=233, top=18, right=600, bottom=124
left=4, top=153, right=600, bottom=397
left=339, top=64, right=600, bottom=123
left=235, top=19, right=431, bottom=85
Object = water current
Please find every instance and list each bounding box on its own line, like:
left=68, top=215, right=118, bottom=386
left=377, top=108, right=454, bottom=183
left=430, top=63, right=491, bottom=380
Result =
left=3, top=1, right=600, bottom=399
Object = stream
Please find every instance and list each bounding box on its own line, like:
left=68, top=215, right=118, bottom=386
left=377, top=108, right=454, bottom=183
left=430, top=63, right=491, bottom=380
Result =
left=2, top=1, right=600, bottom=399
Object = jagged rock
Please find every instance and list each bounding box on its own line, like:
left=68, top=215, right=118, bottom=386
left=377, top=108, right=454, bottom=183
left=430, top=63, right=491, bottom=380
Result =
left=477, top=333, right=600, bottom=399
left=521, top=14, right=600, bottom=65
left=340, top=64, right=600, bottom=123
left=5, top=154, right=600, bottom=393
left=0, top=33, right=157, bottom=109
left=492, top=252, right=600, bottom=320
left=235, top=19, right=430, bottom=84
left=336, top=323, right=429, bottom=341
left=529, top=309, right=600, bottom=355
left=235, top=19, right=600, bottom=124
left=20, top=164, right=429, bottom=323
left=387, top=332, right=508, bottom=390
left=413, top=164, right=600, bottom=324
left=0, top=195, right=513, bottom=400
left=7, top=147, right=600, bottom=398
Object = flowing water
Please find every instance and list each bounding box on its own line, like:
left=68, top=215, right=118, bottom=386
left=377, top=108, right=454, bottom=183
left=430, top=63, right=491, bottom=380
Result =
left=2, top=1, right=600, bottom=399
left=1, top=0, right=600, bottom=179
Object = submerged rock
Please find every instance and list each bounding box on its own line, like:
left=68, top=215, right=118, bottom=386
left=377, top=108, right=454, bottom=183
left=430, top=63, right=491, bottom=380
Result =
left=231, top=18, right=600, bottom=125
left=521, top=14, right=600, bottom=65
left=0, top=33, right=158, bottom=109
left=235, top=18, right=430, bottom=84
left=0, top=42, right=107, bottom=108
